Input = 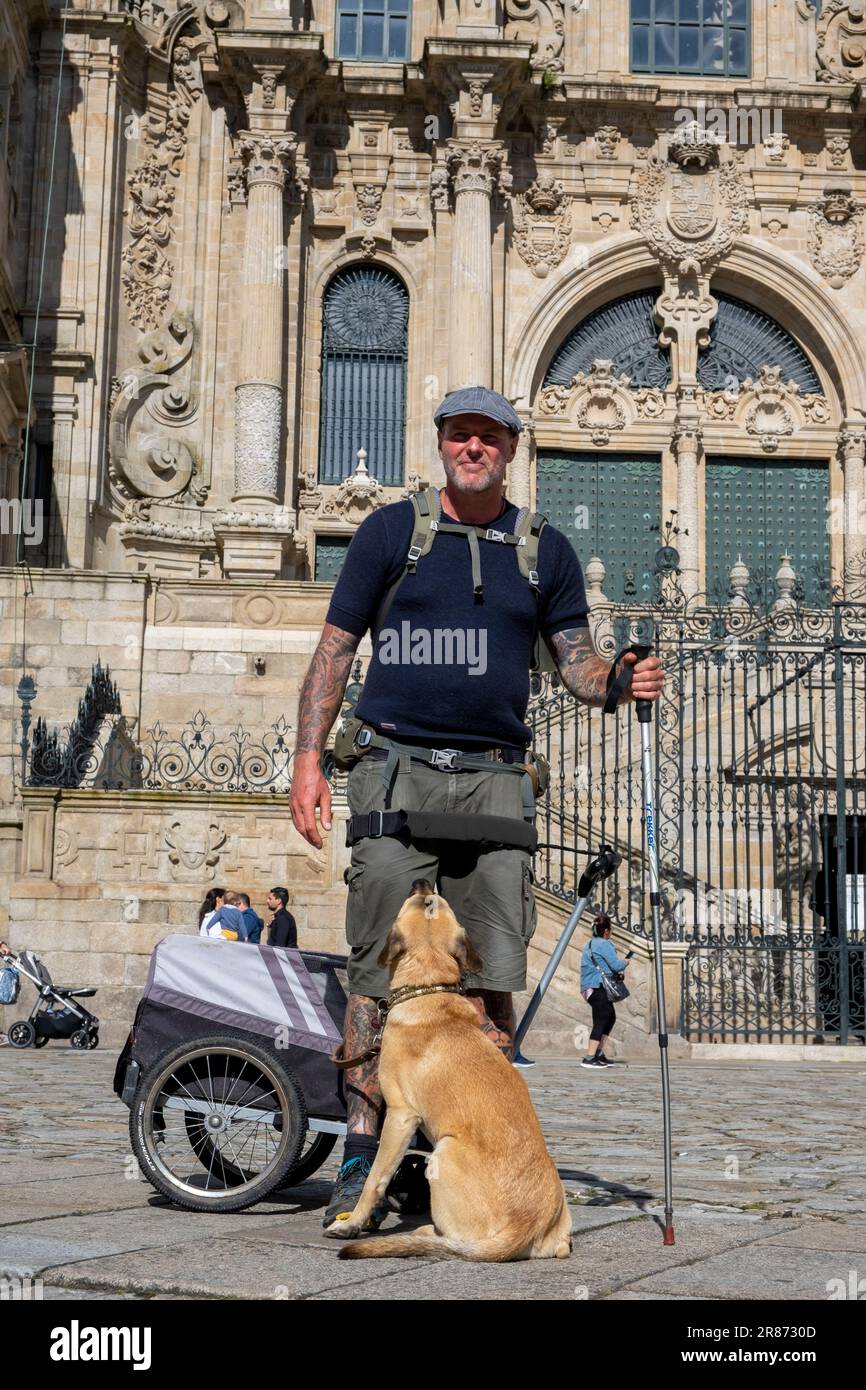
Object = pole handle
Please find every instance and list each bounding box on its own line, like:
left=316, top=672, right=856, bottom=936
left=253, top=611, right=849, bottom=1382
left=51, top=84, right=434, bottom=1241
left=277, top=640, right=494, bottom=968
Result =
left=603, top=642, right=652, bottom=717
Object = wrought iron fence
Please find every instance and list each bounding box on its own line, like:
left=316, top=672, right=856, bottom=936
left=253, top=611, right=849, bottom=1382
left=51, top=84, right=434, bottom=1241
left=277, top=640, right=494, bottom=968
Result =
left=26, top=709, right=299, bottom=795
left=528, top=572, right=866, bottom=1044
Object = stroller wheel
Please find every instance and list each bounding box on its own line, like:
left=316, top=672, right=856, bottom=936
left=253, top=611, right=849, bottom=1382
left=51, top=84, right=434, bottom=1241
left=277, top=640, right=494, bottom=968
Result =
left=130, top=1035, right=307, bottom=1213
left=89, top=1032, right=99, bottom=1049
left=70, top=1029, right=91, bottom=1049
left=7, top=1020, right=35, bottom=1048
left=33, top=1034, right=49, bottom=1049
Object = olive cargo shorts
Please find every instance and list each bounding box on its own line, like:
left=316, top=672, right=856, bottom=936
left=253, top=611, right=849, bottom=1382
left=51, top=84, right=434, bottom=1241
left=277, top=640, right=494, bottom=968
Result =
left=343, top=753, right=538, bottom=999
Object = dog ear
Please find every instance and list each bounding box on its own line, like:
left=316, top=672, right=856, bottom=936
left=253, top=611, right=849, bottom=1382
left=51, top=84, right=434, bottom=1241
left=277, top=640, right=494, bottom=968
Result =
left=377, top=926, right=406, bottom=969
left=453, top=933, right=483, bottom=975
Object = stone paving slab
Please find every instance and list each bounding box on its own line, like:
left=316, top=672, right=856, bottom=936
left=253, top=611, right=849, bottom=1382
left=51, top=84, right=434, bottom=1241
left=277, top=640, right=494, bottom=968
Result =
left=1, top=1048, right=864, bottom=1300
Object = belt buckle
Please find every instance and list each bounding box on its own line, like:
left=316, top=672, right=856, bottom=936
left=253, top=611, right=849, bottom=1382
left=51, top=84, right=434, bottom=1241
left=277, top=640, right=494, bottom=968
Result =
left=368, top=810, right=385, bottom=837
left=430, top=748, right=460, bottom=771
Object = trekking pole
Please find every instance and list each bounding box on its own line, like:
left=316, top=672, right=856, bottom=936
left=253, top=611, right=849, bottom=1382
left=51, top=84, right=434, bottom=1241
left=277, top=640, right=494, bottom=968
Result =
left=514, top=845, right=622, bottom=1055
left=630, top=626, right=675, bottom=1247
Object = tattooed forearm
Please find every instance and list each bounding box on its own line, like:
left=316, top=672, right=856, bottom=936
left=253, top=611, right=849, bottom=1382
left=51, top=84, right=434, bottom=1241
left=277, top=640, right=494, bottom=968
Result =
left=549, top=626, right=616, bottom=708
left=467, top=990, right=515, bottom=1061
left=343, top=993, right=384, bottom=1135
left=295, top=622, right=361, bottom=756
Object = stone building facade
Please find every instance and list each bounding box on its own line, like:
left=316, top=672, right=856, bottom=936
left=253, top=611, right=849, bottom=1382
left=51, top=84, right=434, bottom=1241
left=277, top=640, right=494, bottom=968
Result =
left=2, top=0, right=866, bottom=1045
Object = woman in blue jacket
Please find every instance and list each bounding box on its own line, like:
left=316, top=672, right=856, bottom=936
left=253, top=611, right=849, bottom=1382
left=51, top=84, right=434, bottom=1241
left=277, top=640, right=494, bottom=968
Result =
left=579, top=914, right=632, bottom=1070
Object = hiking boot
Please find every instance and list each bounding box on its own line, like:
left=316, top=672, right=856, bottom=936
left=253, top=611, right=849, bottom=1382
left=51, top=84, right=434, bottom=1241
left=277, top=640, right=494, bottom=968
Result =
left=580, top=1055, right=606, bottom=1069
left=322, top=1154, right=386, bottom=1231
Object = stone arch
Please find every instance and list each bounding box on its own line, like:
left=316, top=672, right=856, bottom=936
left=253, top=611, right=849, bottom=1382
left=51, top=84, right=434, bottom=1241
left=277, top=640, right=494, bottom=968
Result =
left=507, top=233, right=861, bottom=421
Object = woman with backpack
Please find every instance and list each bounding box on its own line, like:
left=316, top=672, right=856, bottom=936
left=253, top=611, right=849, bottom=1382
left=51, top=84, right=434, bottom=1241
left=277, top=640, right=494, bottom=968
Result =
left=580, top=914, right=633, bottom=1070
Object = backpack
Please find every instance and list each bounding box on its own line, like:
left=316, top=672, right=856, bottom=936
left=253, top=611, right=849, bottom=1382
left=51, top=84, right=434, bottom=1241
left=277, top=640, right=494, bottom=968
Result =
left=0, top=965, right=20, bottom=1005
left=371, top=487, right=557, bottom=675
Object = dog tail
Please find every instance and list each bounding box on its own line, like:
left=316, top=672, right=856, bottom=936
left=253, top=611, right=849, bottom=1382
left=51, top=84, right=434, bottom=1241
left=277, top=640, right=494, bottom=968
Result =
left=337, top=1225, right=521, bottom=1262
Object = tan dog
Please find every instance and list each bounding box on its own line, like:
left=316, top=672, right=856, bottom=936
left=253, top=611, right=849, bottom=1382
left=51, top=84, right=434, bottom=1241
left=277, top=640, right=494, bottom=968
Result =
left=326, top=880, right=572, bottom=1261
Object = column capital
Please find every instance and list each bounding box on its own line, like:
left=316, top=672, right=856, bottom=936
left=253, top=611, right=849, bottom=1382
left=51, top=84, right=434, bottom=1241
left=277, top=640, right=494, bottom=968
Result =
left=838, top=423, right=866, bottom=464
left=239, top=132, right=297, bottom=190
left=446, top=139, right=507, bottom=197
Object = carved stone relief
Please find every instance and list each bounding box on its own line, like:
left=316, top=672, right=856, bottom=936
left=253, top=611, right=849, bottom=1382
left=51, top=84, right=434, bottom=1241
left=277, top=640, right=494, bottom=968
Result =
left=699, top=366, right=832, bottom=452
left=817, top=1, right=866, bottom=83
left=808, top=183, right=865, bottom=287
left=504, top=1, right=565, bottom=74
left=512, top=173, right=571, bottom=278
left=537, top=359, right=666, bottom=444
left=121, top=39, right=202, bottom=333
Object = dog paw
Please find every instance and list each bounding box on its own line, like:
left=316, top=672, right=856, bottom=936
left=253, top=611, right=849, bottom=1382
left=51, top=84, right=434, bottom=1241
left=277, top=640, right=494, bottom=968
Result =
left=324, top=1214, right=362, bottom=1240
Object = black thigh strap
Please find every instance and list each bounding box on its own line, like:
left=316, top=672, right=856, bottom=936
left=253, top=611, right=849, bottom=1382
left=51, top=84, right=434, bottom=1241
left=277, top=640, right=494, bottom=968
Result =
left=347, top=809, right=537, bottom=853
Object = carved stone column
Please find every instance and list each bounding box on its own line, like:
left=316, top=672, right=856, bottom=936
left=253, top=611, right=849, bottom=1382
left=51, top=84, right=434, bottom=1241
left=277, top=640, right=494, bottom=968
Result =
left=215, top=134, right=296, bottom=579
left=446, top=142, right=504, bottom=391
left=234, top=133, right=295, bottom=502
left=840, top=424, right=866, bottom=595
left=509, top=414, right=534, bottom=509
left=672, top=407, right=702, bottom=600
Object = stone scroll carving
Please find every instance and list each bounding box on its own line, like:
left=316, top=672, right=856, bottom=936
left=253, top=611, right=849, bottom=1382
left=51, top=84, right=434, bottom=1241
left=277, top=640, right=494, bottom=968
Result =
left=504, top=0, right=565, bottom=74
left=108, top=310, right=204, bottom=505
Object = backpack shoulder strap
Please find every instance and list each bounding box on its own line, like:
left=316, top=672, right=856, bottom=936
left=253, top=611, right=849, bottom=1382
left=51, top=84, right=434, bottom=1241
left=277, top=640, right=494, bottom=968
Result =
left=406, top=487, right=440, bottom=572
left=514, top=507, right=547, bottom=592
left=371, top=489, right=440, bottom=641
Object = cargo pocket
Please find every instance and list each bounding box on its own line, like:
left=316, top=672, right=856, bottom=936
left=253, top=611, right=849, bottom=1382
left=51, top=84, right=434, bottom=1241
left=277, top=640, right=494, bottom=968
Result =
left=343, top=863, right=367, bottom=948
left=521, top=861, right=538, bottom=945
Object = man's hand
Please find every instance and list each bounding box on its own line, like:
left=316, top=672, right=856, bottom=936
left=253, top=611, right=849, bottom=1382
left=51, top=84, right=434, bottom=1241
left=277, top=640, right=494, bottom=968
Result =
left=290, top=750, right=333, bottom=849
left=620, top=651, right=664, bottom=705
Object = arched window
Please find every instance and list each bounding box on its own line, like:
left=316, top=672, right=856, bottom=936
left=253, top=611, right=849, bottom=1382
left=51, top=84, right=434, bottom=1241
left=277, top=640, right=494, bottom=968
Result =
left=697, top=293, right=821, bottom=393
left=318, top=265, right=408, bottom=487
left=544, top=290, right=672, bottom=391
left=631, top=0, right=750, bottom=77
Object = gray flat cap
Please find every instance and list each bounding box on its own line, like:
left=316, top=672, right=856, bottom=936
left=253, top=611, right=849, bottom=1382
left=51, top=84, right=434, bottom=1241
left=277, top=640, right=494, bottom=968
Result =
left=433, top=386, right=523, bottom=435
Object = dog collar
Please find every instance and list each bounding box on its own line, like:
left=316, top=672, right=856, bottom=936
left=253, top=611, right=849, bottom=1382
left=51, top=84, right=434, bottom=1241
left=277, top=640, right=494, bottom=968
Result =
left=385, top=982, right=465, bottom=1014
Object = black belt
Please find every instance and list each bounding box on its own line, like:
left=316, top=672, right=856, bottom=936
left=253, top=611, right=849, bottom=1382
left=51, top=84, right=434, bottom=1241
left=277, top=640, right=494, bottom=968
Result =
left=361, top=745, right=527, bottom=767
left=346, top=808, right=537, bottom=853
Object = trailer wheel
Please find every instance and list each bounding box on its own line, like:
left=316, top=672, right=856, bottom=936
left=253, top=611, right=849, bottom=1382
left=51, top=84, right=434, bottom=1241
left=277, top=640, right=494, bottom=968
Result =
left=130, top=1035, right=306, bottom=1213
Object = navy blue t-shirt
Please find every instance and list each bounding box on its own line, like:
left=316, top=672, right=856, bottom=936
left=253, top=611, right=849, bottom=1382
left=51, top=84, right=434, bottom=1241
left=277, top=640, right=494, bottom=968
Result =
left=326, top=494, right=589, bottom=751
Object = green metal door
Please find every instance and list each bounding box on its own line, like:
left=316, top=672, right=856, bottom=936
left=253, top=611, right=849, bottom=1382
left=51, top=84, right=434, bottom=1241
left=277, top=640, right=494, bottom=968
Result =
left=705, top=459, right=830, bottom=607
left=536, top=451, right=661, bottom=603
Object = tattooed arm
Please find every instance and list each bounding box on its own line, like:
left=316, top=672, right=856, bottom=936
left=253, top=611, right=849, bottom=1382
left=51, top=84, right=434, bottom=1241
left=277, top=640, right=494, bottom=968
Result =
left=549, top=627, right=664, bottom=709
left=290, top=622, right=362, bottom=848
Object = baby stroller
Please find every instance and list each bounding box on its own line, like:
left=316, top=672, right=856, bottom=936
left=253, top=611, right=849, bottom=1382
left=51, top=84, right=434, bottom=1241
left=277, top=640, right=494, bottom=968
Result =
left=115, top=935, right=349, bottom=1213
left=2, top=948, right=99, bottom=1049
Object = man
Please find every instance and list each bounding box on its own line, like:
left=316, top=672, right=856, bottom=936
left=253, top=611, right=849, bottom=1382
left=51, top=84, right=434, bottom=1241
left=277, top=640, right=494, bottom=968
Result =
left=267, top=887, right=297, bottom=948
left=290, top=385, right=664, bottom=1228
left=236, top=892, right=265, bottom=944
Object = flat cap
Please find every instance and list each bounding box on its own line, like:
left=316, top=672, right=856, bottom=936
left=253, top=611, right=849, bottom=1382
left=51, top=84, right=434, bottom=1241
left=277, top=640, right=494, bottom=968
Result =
left=433, top=386, right=523, bottom=435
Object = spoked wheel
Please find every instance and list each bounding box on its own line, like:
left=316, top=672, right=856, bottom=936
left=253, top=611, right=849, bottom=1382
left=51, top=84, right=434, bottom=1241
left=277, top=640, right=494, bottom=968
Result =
left=7, top=1020, right=35, bottom=1048
left=130, top=1035, right=307, bottom=1212
left=279, top=1130, right=338, bottom=1188
left=184, top=1116, right=337, bottom=1192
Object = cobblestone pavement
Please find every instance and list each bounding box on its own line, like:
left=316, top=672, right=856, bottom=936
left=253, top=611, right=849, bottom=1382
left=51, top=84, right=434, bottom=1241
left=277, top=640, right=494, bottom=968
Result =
left=1, top=1048, right=864, bottom=1301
